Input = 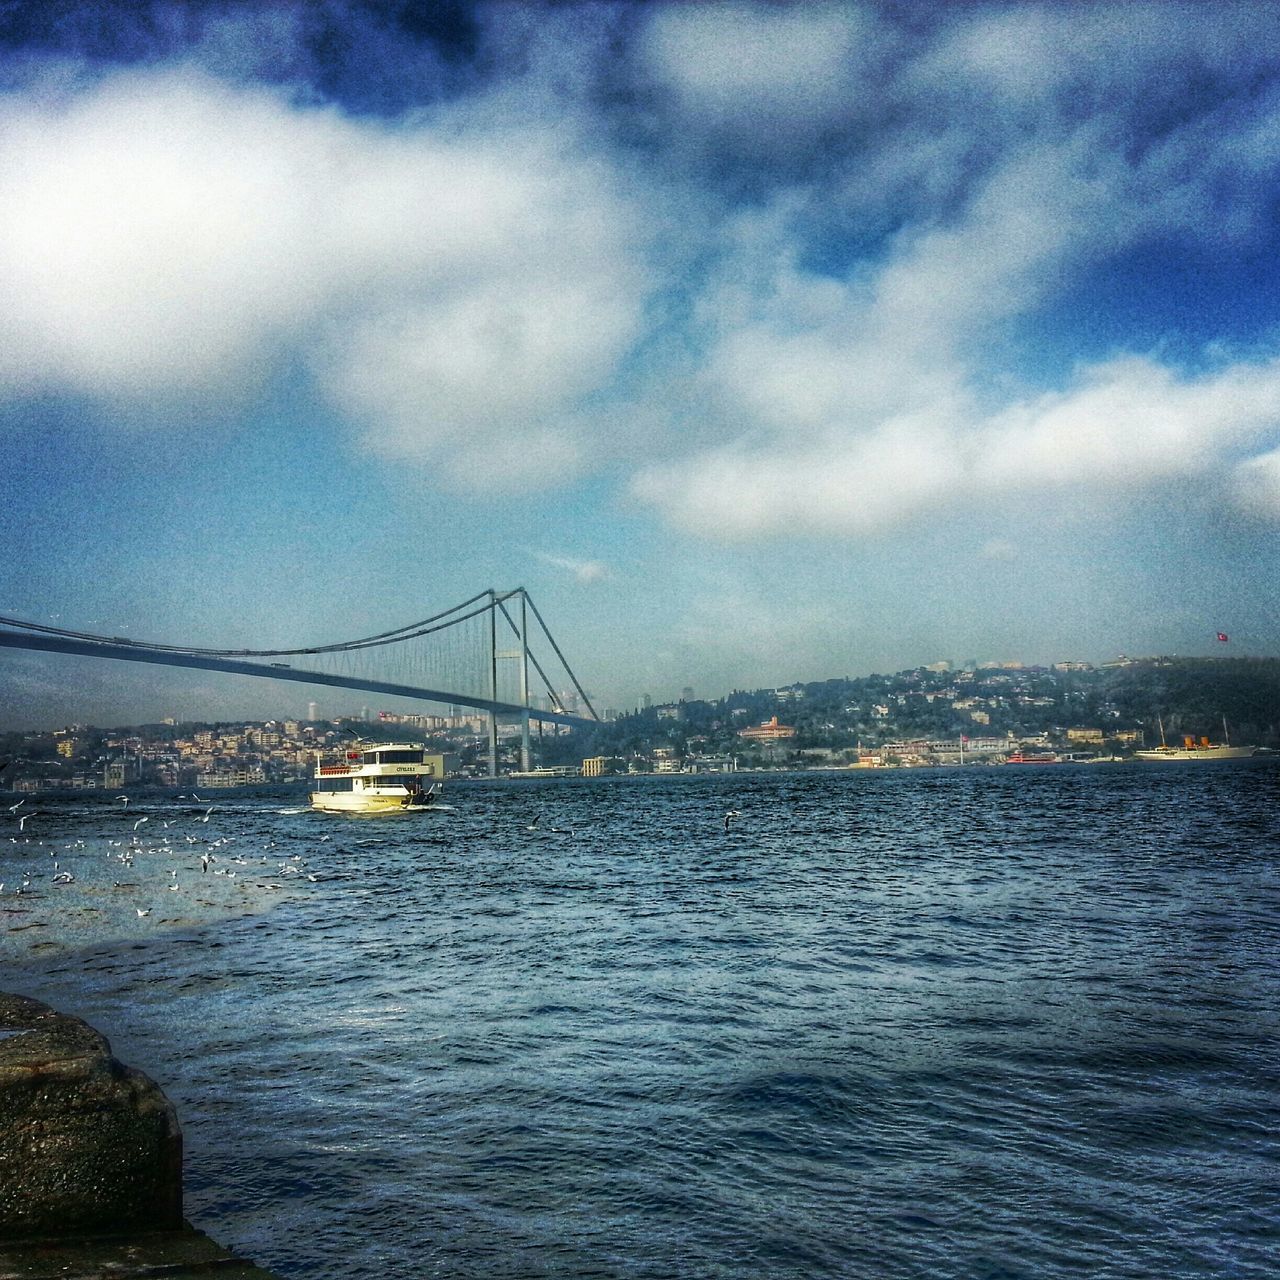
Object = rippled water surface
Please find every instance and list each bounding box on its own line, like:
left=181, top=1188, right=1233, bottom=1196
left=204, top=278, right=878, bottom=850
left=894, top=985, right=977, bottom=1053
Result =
left=5, top=765, right=1279, bottom=1278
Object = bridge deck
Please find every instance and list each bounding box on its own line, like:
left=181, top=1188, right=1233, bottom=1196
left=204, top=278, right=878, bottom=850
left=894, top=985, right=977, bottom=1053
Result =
left=0, top=631, right=596, bottom=729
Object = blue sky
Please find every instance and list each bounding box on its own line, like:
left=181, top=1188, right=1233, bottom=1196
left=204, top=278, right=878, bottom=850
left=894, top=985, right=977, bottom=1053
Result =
left=2, top=1, right=1280, bottom=729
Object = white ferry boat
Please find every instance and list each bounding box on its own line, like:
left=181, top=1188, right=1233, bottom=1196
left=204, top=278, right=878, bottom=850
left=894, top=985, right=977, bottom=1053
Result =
left=310, top=742, right=449, bottom=814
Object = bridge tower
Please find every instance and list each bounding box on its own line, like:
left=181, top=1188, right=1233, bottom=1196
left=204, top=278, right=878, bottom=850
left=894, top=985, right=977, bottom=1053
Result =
left=487, top=589, right=540, bottom=777
left=485, top=587, right=595, bottom=778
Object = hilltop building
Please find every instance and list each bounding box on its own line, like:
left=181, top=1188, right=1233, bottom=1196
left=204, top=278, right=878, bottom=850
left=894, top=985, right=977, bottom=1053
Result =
left=738, top=716, right=797, bottom=741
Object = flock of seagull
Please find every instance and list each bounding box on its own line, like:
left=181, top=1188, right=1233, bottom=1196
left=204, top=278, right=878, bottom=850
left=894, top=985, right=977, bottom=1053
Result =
left=3, top=793, right=751, bottom=944
left=2, top=793, right=321, bottom=937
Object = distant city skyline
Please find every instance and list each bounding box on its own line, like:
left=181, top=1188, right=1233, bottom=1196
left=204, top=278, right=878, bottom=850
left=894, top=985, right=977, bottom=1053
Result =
left=0, top=642, right=1257, bottom=735
left=2, top=1, right=1279, bottom=730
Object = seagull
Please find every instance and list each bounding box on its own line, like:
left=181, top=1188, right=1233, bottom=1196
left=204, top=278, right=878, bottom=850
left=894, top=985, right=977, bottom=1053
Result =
left=723, top=809, right=742, bottom=831
left=7, top=799, right=24, bottom=813
left=133, top=816, right=149, bottom=831
left=117, top=795, right=129, bottom=808
left=526, top=815, right=540, bottom=832
left=200, top=806, right=214, bottom=823
left=18, top=813, right=32, bottom=831
left=136, top=907, right=150, bottom=918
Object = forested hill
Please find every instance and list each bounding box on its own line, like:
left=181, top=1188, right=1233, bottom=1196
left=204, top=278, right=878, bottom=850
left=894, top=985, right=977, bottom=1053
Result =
left=1093, top=657, right=1280, bottom=743
left=582, top=657, right=1280, bottom=758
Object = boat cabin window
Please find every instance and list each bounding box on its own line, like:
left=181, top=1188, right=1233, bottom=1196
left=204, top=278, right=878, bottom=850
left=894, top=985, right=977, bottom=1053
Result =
left=369, top=749, right=423, bottom=765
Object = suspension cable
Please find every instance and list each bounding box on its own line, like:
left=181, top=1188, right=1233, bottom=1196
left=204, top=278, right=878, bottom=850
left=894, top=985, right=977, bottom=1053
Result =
left=0, top=591, right=496, bottom=658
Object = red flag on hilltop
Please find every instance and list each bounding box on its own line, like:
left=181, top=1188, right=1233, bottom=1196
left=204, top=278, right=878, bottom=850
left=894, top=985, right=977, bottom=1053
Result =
left=1217, top=632, right=1229, bottom=643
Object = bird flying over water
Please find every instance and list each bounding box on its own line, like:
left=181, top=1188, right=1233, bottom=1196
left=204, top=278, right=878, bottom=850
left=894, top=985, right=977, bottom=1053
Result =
left=724, top=809, right=741, bottom=831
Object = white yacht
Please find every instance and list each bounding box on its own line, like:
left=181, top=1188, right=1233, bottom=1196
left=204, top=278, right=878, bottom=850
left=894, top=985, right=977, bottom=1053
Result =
left=1135, top=716, right=1254, bottom=761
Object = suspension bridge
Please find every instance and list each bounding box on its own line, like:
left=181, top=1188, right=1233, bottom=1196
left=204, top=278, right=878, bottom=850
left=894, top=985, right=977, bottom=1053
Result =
left=0, top=589, right=598, bottom=777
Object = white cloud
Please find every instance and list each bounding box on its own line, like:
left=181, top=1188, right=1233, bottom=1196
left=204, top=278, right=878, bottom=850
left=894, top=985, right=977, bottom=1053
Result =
left=0, top=70, right=335, bottom=400
left=1232, top=447, right=1280, bottom=520
left=5, top=4, right=1280, bottom=533
left=981, top=356, right=1280, bottom=488
left=0, top=65, right=652, bottom=485
left=627, top=9, right=1280, bottom=543
left=531, top=552, right=610, bottom=584
left=980, top=539, right=1018, bottom=561
left=638, top=2, right=882, bottom=137
left=634, top=411, right=962, bottom=539
left=914, top=3, right=1280, bottom=113
left=634, top=354, right=1280, bottom=539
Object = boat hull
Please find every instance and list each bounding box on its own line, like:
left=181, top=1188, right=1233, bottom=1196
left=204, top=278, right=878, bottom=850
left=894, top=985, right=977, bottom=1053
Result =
left=1134, top=746, right=1254, bottom=760
left=309, top=791, right=443, bottom=813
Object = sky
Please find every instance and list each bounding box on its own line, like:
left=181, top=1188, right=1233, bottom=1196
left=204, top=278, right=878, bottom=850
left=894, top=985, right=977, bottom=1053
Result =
left=2, top=0, right=1280, bottom=730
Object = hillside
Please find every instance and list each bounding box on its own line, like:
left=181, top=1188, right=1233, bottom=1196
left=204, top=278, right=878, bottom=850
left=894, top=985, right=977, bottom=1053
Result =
left=573, top=657, right=1280, bottom=763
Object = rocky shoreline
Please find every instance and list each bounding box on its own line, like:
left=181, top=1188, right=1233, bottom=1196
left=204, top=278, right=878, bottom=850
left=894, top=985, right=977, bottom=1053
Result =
left=0, top=991, right=281, bottom=1280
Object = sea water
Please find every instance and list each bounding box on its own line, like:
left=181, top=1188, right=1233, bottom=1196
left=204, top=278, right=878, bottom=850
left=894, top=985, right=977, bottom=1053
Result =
left=3, top=763, right=1278, bottom=1279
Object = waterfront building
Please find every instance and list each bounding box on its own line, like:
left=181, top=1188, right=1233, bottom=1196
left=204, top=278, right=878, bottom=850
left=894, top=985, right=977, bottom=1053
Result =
left=103, top=759, right=139, bottom=788
left=685, top=755, right=737, bottom=773
left=1066, top=727, right=1104, bottom=744
left=196, top=767, right=266, bottom=788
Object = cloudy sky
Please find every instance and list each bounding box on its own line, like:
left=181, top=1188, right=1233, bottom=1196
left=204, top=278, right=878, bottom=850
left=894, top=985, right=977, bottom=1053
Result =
left=2, top=0, right=1279, bottom=728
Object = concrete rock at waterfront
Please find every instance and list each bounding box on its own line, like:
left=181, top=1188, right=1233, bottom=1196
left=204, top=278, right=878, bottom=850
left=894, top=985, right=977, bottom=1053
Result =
left=0, top=992, right=182, bottom=1238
